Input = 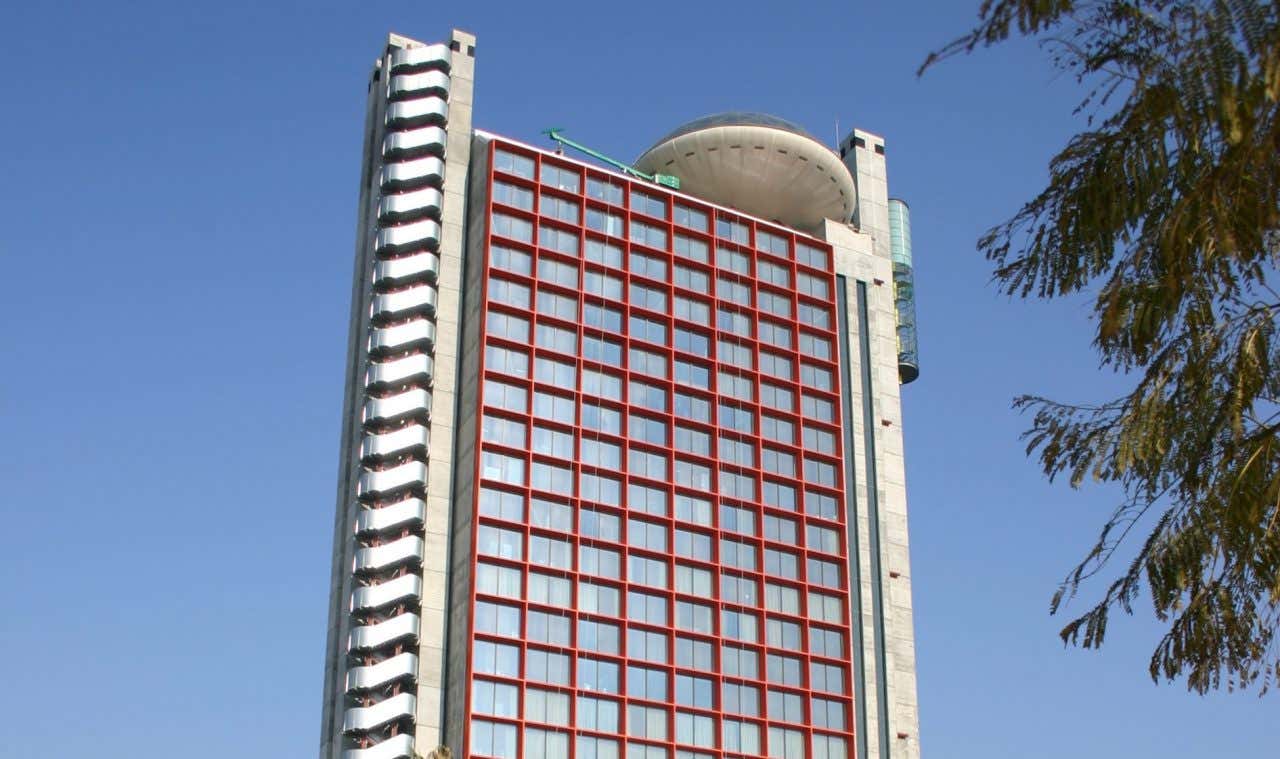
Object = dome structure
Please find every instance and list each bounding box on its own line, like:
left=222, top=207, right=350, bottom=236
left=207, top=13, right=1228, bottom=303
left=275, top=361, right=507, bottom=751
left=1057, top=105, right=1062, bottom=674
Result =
left=634, top=112, right=856, bottom=233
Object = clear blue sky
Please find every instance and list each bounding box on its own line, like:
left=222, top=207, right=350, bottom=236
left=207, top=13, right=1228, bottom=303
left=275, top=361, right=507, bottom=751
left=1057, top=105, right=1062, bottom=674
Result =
left=0, top=1, right=1273, bottom=757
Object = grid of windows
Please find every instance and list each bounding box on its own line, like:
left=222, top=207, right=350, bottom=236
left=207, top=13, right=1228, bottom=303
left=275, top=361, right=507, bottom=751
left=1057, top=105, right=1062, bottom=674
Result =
left=464, top=141, right=854, bottom=759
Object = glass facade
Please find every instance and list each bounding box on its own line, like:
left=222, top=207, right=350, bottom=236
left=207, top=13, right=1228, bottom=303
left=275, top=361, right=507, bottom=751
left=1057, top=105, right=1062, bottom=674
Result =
left=461, top=139, right=855, bottom=759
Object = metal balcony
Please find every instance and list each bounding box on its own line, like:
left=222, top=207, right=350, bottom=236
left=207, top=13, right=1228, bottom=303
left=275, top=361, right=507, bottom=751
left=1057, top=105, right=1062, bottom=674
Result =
left=341, top=733, right=414, bottom=759
left=389, top=43, right=450, bottom=74
left=356, top=498, right=426, bottom=536
left=385, top=96, right=448, bottom=130
left=348, top=611, right=420, bottom=651
left=369, top=318, right=436, bottom=357
left=377, top=187, right=442, bottom=225
left=374, top=222, right=441, bottom=259
left=372, top=284, right=438, bottom=323
left=388, top=70, right=450, bottom=101
left=351, top=574, right=423, bottom=613
left=361, top=423, right=430, bottom=462
left=346, top=652, right=419, bottom=692
left=365, top=353, right=434, bottom=392
left=362, top=388, right=432, bottom=427
left=379, top=156, right=444, bottom=192
left=357, top=460, right=428, bottom=501
left=382, top=126, right=446, bottom=161
left=342, top=692, right=416, bottom=733
left=372, top=249, right=440, bottom=286
left=353, top=534, right=424, bottom=573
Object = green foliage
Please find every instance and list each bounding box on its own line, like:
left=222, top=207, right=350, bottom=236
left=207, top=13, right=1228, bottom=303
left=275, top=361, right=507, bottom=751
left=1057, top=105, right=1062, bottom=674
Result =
left=927, top=0, right=1280, bottom=693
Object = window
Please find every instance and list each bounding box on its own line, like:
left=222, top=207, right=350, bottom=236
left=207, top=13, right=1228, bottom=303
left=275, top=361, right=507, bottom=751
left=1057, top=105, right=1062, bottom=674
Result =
left=632, top=190, right=667, bottom=219
left=630, top=314, right=667, bottom=344
left=534, top=356, right=574, bottom=387
left=530, top=460, right=573, bottom=494
left=676, top=636, right=714, bottom=669
left=674, top=359, right=710, bottom=389
left=767, top=653, right=803, bottom=686
left=676, top=674, right=714, bottom=708
left=488, top=310, right=530, bottom=342
left=674, top=262, right=710, bottom=291
left=471, top=719, right=517, bottom=759
left=536, top=290, right=577, bottom=321
left=582, top=403, right=623, bottom=435
left=763, top=480, right=798, bottom=511
left=529, top=534, right=572, bottom=570
left=581, top=655, right=619, bottom=691
left=810, top=627, right=845, bottom=659
left=629, top=518, right=667, bottom=552
left=473, top=639, right=520, bottom=677
left=814, top=735, right=848, bottom=759
left=580, top=580, right=622, bottom=616
left=758, top=289, right=792, bottom=318
left=720, top=504, right=756, bottom=535
left=630, top=282, right=667, bottom=312
left=808, top=591, right=844, bottom=625
left=716, top=217, right=749, bottom=244
left=722, top=683, right=760, bottom=716
left=584, top=367, right=624, bottom=401
left=761, top=417, right=794, bottom=445
left=721, top=644, right=758, bottom=678
left=525, top=727, right=569, bottom=759
left=717, top=276, right=751, bottom=306
left=719, top=436, right=755, bottom=468
left=807, top=524, right=841, bottom=554
left=629, top=483, right=668, bottom=516
left=629, top=555, right=668, bottom=588
left=674, top=425, right=710, bottom=457
left=581, top=546, right=621, bottom=579
left=628, top=704, right=668, bottom=740
left=482, top=414, right=527, bottom=448
left=536, top=322, right=576, bottom=354
left=675, top=564, right=712, bottom=596
left=579, top=619, right=621, bottom=654
left=494, top=149, right=534, bottom=179
left=492, top=212, right=533, bottom=243
left=758, top=319, right=792, bottom=348
left=630, top=348, right=667, bottom=378
left=674, top=325, right=710, bottom=357
left=801, top=394, right=835, bottom=422
left=717, top=307, right=751, bottom=337
left=675, top=712, right=716, bottom=749
left=807, top=558, right=842, bottom=589
left=674, top=459, right=712, bottom=490
left=477, top=526, right=523, bottom=560
left=721, top=609, right=758, bottom=642
left=756, top=229, right=789, bottom=258
left=803, top=425, right=837, bottom=455
left=488, top=277, right=531, bottom=308
left=799, top=332, right=832, bottom=360
left=474, top=600, right=521, bottom=635
left=805, top=490, right=838, bottom=520
left=760, top=382, right=794, bottom=412
left=798, top=302, right=831, bottom=329
left=581, top=509, right=621, bottom=541
left=759, top=351, right=793, bottom=380
left=525, top=688, right=571, bottom=726
left=810, top=662, right=845, bottom=694
left=537, top=256, right=578, bottom=289
left=762, top=686, right=803, bottom=721
left=768, top=726, right=805, bottom=759
left=627, top=590, right=667, bottom=625
left=723, top=719, right=761, bottom=754
left=587, top=207, right=625, bottom=236
left=796, top=242, right=829, bottom=270
left=587, top=176, right=624, bottom=205
left=527, top=647, right=570, bottom=685
left=476, top=562, right=522, bottom=599
left=631, top=251, right=668, bottom=280
left=585, top=270, right=624, bottom=299
left=530, top=496, right=572, bottom=531
left=485, top=345, right=528, bottom=379
left=482, top=451, right=525, bottom=486
left=757, top=259, right=790, bottom=289
left=490, top=243, right=532, bottom=275
left=587, top=239, right=624, bottom=267
left=674, top=234, right=710, bottom=263
left=797, top=271, right=830, bottom=298
left=540, top=163, right=580, bottom=192
left=674, top=494, right=712, bottom=526
left=630, top=219, right=668, bottom=249
left=584, top=334, right=624, bottom=365
left=766, top=618, right=803, bottom=651
left=718, top=403, right=754, bottom=434
left=764, top=514, right=798, bottom=544
left=630, top=379, right=667, bottom=412
left=578, top=696, right=621, bottom=732
left=674, top=391, right=711, bottom=422
left=627, top=628, right=669, bottom=663
left=718, top=339, right=753, bottom=370
left=675, top=599, right=714, bottom=634
left=479, top=487, right=524, bottom=522
left=720, top=575, right=757, bottom=605
left=804, top=457, right=837, bottom=487
left=493, top=180, right=534, bottom=210
left=582, top=438, right=623, bottom=469
left=541, top=194, right=580, bottom=224
left=717, top=247, right=750, bottom=276
left=527, top=609, right=571, bottom=645
left=673, top=204, right=707, bottom=230
left=760, top=448, right=795, bottom=478
left=627, top=665, right=668, bottom=700
left=801, top=363, right=834, bottom=391
left=528, top=572, right=572, bottom=608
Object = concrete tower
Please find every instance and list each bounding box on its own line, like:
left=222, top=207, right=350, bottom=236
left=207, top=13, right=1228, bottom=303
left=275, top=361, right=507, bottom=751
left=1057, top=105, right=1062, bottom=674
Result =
left=321, top=29, right=922, bottom=759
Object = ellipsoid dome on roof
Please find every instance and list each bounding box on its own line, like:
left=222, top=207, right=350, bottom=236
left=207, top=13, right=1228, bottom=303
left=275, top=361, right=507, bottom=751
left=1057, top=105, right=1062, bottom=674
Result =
left=634, top=112, right=855, bottom=233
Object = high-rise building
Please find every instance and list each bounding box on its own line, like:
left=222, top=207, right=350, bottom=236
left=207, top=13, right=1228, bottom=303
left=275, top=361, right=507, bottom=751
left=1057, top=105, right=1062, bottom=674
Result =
left=320, top=28, right=922, bottom=759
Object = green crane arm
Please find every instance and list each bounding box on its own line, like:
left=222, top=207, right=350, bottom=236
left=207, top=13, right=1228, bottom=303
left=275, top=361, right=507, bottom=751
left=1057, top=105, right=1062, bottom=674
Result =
left=543, top=129, right=681, bottom=190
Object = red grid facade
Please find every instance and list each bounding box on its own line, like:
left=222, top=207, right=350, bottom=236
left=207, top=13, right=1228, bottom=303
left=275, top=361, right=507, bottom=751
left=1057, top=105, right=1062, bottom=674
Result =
left=461, top=136, right=855, bottom=759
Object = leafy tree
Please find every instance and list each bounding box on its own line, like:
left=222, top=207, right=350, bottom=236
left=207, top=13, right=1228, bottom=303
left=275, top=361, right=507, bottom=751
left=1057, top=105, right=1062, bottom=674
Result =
left=924, top=0, right=1280, bottom=693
